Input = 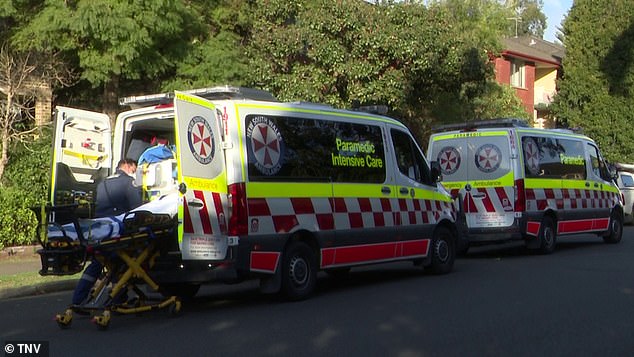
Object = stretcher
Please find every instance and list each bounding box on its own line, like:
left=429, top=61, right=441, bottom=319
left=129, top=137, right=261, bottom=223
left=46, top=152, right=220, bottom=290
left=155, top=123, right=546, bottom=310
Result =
left=33, top=194, right=181, bottom=330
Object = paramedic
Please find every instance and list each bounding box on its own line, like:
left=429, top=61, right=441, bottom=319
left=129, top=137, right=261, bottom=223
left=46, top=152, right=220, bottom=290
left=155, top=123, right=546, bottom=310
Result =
left=72, top=158, right=142, bottom=306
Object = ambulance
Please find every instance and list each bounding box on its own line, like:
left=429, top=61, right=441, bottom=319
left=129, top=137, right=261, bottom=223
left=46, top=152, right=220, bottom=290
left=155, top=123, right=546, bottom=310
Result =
left=427, top=118, right=623, bottom=255
left=49, top=86, right=462, bottom=300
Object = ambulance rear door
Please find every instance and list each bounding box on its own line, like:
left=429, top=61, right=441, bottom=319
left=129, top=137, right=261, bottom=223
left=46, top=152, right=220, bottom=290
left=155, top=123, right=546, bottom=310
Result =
left=429, top=130, right=515, bottom=230
left=173, top=91, right=229, bottom=261
left=51, top=107, right=111, bottom=221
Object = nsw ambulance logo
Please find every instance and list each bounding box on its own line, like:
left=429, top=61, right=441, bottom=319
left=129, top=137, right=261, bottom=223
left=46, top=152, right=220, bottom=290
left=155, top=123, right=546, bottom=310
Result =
left=187, top=116, right=215, bottom=165
left=523, top=138, right=541, bottom=175
left=247, top=116, right=283, bottom=176
left=437, top=146, right=461, bottom=175
left=475, top=144, right=501, bottom=173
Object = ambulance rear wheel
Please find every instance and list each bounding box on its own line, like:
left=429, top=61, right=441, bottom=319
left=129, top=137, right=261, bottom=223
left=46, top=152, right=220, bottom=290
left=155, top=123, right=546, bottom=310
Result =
left=427, top=227, right=455, bottom=275
left=538, top=216, right=556, bottom=254
left=603, top=210, right=623, bottom=244
left=281, top=241, right=316, bottom=301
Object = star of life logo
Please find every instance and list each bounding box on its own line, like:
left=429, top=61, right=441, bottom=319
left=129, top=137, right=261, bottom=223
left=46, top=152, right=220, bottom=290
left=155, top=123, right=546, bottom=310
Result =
left=247, top=116, right=283, bottom=176
left=475, top=143, right=501, bottom=173
left=187, top=116, right=215, bottom=165
left=437, top=146, right=461, bottom=175
left=523, top=138, right=541, bottom=175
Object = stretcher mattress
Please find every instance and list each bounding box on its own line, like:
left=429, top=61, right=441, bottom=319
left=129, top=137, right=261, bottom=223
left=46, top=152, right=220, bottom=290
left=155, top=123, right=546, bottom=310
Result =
left=48, top=193, right=178, bottom=242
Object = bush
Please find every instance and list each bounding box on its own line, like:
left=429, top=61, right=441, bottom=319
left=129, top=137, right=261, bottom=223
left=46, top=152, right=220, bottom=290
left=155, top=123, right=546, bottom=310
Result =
left=0, top=127, right=51, bottom=249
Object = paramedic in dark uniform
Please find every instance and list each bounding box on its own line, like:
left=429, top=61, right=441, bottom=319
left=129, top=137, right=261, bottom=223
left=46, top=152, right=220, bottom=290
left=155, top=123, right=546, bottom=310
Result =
left=72, top=158, right=142, bottom=306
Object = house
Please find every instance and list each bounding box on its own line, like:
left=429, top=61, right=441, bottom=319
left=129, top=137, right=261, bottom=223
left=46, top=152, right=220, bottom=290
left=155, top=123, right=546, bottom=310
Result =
left=494, top=35, right=565, bottom=128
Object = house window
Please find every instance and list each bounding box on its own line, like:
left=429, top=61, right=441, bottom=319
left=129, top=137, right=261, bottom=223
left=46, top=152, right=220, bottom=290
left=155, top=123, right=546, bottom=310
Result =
left=510, top=59, right=525, bottom=88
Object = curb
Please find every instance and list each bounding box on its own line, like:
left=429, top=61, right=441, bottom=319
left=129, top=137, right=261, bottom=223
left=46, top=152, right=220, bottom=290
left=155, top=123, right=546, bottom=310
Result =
left=0, top=279, right=78, bottom=300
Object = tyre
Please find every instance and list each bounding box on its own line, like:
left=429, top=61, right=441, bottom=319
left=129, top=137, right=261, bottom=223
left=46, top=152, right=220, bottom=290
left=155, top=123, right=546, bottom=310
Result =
left=281, top=241, right=317, bottom=301
left=159, top=283, right=201, bottom=300
left=427, top=227, right=455, bottom=274
left=538, top=216, right=556, bottom=254
left=603, top=210, right=623, bottom=244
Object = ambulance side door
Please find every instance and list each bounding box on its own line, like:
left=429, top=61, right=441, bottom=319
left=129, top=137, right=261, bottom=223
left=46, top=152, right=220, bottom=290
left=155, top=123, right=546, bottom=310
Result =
left=389, top=127, right=437, bottom=248
left=51, top=107, right=111, bottom=221
left=173, top=91, right=229, bottom=261
left=586, top=142, right=614, bottom=227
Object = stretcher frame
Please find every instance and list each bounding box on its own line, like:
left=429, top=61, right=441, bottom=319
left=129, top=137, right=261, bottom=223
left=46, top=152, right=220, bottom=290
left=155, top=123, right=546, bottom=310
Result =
left=33, top=204, right=181, bottom=330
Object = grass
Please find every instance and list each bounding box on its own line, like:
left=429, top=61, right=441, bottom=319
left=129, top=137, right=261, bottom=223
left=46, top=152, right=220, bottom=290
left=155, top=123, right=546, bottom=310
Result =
left=0, top=270, right=78, bottom=291
left=0, top=255, right=79, bottom=291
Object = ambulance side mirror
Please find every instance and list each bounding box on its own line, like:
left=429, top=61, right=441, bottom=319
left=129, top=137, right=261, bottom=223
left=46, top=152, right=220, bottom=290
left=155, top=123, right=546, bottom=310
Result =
left=178, top=182, right=187, bottom=194
left=430, top=161, right=442, bottom=183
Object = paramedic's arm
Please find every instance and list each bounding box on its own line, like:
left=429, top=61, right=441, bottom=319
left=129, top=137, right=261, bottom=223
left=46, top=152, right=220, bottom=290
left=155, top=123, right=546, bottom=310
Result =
left=127, top=184, right=143, bottom=210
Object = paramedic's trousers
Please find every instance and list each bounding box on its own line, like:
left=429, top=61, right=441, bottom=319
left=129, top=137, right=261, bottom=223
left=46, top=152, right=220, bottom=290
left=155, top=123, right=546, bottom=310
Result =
left=72, top=260, right=102, bottom=305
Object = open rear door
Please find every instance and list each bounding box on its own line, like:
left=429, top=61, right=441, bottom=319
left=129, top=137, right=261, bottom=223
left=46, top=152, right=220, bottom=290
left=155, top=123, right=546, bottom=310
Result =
left=51, top=107, right=111, bottom=221
left=173, top=91, right=229, bottom=260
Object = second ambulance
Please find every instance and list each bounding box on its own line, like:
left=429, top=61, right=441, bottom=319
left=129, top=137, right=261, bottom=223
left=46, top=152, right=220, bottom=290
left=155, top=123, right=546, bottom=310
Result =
left=428, top=118, right=623, bottom=254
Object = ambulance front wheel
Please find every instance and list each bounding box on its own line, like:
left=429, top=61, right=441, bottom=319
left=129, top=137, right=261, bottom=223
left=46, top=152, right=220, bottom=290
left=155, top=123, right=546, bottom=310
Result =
left=427, top=226, right=456, bottom=275
left=281, top=241, right=317, bottom=301
left=538, top=216, right=557, bottom=254
left=603, top=210, right=623, bottom=244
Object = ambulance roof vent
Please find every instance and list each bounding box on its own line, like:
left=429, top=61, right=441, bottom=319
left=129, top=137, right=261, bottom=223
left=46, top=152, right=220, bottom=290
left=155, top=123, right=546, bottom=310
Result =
left=350, top=100, right=389, bottom=115
left=432, top=118, right=530, bottom=132
left=119, top=85, right=278, bottom=109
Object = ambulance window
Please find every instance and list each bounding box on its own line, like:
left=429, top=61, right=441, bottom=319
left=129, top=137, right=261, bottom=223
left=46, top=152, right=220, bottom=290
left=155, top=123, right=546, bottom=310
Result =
left=587, top=143, right=610, bottom=181
left=391, top=129, right=432, bottom=185
left=332, top=122, right=386, bottom=183
left=522, top=136, right=586, bottom=180
left=245, top=115, right=335, bottom=182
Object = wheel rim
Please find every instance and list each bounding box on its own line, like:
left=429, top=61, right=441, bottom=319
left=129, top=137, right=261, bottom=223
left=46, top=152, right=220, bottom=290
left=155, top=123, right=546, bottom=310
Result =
left=435, top=239, right=449, bottom=263
left=543, top=226, right=554, bottom=247
left=289, top=256, right=309, bottom=286
left=612, top=217, right=622, bottom=237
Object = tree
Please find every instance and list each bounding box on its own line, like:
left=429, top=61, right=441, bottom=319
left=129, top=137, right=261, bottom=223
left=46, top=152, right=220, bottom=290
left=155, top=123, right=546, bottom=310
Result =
left=0, top=42, right=73, bottom=181
left=244, top=0, right=507, bottom=141
left=12, top=0, right=201, bottom=122
left=504, top=0, right=546, bottom=38
left=161, top=0, right=249, bottom=90
left=551, top=0, right=634, bottom=162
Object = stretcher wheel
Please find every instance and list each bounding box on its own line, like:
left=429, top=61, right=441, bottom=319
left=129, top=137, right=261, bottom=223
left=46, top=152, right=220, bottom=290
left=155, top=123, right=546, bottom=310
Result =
left=92, top=311, right=111, bottom=330
left=168, top=299, right=182, bottom=316
left=55, top=309, right=73, bottom=329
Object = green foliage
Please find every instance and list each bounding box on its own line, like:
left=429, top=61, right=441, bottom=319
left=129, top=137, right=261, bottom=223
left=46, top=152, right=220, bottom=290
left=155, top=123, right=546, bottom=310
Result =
left=0, top=127, right=51, bottom=248
left=244, top=0, right=519, bottom=142
left=551, top=0, right=634, bottom=162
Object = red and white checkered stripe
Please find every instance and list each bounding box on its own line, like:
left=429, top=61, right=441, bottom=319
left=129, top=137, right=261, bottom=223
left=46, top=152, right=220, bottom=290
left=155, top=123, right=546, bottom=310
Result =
left=526, top=188, right=620, bottom=212
left=182, top=190, right=228, bottom=235
left=247, top=196, right=456, bottom=235
left=463, top=187, right=514, bottom=213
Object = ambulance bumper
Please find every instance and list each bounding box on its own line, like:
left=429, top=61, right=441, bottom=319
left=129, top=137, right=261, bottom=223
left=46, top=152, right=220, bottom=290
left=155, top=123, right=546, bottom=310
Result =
left=465, top=225, right=523, bottom=242
left=150, top=255, right=240, bottom=284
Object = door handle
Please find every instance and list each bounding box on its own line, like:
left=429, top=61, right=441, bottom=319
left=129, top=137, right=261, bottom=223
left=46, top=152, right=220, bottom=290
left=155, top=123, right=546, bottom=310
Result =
left=381, top=186, right=391, bottom=195
left=400, top=187, right=409, bottom=195
left=472, top=193, right=486, bottom=199
left=585, top=182, right=590, bottom=187
left=187, top=198, right=204, bottom=209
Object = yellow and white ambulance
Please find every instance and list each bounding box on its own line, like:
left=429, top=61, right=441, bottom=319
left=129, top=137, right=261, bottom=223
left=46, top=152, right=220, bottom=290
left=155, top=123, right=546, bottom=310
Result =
left=427, top=118, right=623, bottom=254
left=49, top=86, right=462, bottom=300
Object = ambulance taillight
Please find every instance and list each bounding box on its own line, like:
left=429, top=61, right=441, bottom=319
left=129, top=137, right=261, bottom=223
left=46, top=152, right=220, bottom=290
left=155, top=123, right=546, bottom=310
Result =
left=228, top=183, right=248, bottom=236
left=514, top=179, right=526, bottom=213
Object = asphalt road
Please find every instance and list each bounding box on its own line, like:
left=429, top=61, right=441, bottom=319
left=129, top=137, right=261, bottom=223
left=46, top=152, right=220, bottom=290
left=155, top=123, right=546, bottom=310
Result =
left=1, top=227, right=634, bottom=357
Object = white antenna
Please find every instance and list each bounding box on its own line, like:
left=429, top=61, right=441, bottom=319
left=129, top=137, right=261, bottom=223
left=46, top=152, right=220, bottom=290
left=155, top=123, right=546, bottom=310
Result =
left=507, top=16, right=523, bottom=38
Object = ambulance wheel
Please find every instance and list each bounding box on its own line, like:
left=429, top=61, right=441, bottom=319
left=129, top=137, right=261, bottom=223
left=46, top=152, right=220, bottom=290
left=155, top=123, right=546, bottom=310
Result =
left=281, top=241, right=317, bottom=301
left=427, top=227, right=455, bottom=275
left=603, top=211, right=623, bottom=244
left=538, top=216, right=556, bottom=254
